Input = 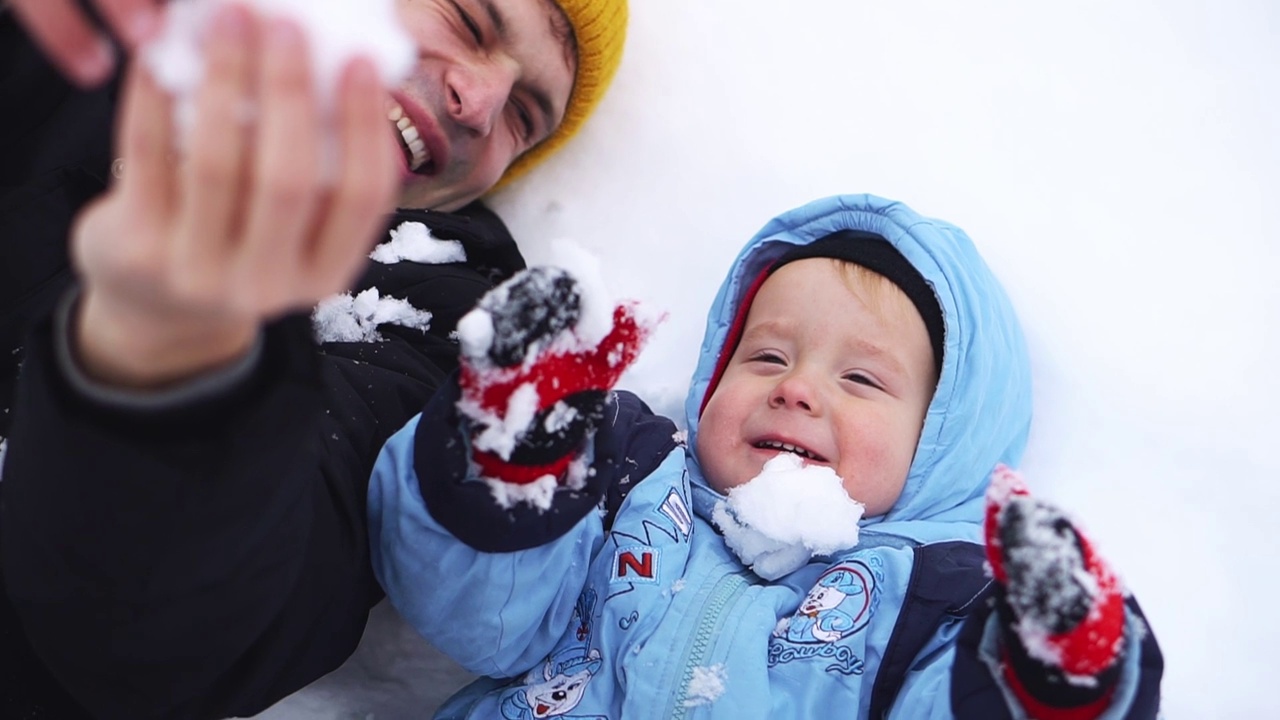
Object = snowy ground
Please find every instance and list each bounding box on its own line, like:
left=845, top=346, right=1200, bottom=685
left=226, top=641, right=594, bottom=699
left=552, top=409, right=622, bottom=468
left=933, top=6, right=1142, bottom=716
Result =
left=254, top=1, right=1278, bottom=717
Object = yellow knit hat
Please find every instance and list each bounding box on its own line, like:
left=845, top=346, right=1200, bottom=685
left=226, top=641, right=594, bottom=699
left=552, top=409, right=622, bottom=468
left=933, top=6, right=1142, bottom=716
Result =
left=494, top=0, right=628, bottom=189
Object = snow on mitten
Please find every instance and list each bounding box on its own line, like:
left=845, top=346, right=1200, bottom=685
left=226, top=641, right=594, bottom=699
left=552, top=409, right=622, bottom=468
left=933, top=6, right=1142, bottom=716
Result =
left=456, top=266, right=656, bottom=490
left=984, top=465, right=1127, bottom=720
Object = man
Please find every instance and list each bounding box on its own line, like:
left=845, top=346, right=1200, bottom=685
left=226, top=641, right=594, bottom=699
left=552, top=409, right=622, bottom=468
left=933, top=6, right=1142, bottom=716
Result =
left=0, top=1, right=627, bottom=718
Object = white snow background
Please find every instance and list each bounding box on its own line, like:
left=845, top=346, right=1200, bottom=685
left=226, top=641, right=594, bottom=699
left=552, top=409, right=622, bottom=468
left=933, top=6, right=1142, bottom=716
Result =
left=253, top=0, right=1279, bottom=718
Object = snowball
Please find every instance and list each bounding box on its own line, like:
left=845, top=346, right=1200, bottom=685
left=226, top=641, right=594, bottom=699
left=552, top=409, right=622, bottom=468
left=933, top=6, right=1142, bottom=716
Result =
left=456, top=308, right=496, bottom=362
left=143, top=0, right=413, bottom=177
left=312, top=287, right=432, bottom=343
left=370, top=222, right=467, bottom=265
left=544, top=239, right=614, bottom=350
left=712, top=454, right=865, bottom=580
left=456, top=242, right=664, bottom=377
left=683, top=664, right=728, bottom=707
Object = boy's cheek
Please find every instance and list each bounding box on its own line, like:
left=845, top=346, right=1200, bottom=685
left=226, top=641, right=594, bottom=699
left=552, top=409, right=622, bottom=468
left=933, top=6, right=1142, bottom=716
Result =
left=838, top=449, right=911, bottom=517
left=693, top=426, right=741, bottom=494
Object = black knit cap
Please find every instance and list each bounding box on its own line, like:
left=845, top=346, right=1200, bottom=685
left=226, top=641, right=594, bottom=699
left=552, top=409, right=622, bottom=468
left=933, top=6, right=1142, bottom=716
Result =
left=770, top=230, right=945, bottom=376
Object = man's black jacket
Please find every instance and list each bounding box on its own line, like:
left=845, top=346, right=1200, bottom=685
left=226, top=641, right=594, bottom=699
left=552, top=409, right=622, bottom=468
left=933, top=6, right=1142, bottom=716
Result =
left=0, top=14, right=525, bottom=718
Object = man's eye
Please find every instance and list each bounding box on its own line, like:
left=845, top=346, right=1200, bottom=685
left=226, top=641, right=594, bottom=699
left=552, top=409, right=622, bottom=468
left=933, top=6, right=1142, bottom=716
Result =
left=452, top=1, right=482, bottom=43
left=512, top=100, right=534, bottom=141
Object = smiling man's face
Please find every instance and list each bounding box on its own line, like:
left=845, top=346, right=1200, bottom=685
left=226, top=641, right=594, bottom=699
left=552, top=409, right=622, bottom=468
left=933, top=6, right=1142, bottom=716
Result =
left=390, top=0, right=577, bottom=211
left=696, top=259, right=937, bottom=517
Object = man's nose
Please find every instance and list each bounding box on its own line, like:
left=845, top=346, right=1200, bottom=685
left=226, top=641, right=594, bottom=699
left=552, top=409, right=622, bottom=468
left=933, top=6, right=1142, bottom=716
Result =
left=445, top=60, right=517, bottom=136
left=769, top=372, right=821, bottom=414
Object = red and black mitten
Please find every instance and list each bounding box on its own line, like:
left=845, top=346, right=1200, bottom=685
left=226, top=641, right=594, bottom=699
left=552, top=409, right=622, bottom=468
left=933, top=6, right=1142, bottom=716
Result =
left=984, top=465, right=1127, bottom=720
left=456, top=266, right=656, bottom=489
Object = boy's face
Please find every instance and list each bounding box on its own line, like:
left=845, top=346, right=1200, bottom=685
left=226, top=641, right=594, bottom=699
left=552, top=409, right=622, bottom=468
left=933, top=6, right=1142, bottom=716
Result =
left=391, top=0, right=577, bottom=211
left=696, top=259, right=937, bottom=516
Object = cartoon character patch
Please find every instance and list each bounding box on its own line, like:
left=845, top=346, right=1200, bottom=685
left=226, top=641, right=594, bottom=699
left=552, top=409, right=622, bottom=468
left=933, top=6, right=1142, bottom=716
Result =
left=500, top=590, right=607, bottom=719
left=768, top=560, right=882, bottom=675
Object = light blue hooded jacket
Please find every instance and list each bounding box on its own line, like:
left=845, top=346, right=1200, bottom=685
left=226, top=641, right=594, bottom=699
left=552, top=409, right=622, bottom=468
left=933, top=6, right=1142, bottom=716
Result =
left=368, top=194, right=1153, bottom=719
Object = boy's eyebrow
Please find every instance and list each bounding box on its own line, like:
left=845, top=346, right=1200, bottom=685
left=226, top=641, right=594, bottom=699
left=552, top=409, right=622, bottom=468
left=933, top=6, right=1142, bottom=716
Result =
left=737, top=322, right=784, bottom=348
left=850, top=339, right=909, bottom=379
left=479, top=0, right=561, bottom=135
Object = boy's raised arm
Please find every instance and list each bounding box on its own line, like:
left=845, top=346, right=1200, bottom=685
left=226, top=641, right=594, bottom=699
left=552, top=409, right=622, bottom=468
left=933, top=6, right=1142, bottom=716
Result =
left=951, top=467, right=1165, bottom=719
left=369, top=265, right=672, bottom=675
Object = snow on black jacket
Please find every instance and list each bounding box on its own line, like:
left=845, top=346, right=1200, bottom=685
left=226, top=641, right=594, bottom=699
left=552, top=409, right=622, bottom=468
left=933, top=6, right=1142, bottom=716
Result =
left=0, top=16, right=528, bottom=718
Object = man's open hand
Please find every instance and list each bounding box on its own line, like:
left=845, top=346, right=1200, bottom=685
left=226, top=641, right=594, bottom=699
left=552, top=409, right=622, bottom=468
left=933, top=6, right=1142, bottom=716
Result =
left=71, top=5, right=399, bottom=387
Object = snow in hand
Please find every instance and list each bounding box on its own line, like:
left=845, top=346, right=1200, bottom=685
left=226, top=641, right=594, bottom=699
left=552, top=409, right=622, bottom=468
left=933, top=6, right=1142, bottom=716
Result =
left=143, top=0, right=413, bottom=174
left=312, top=288, right=432, bottom=343
left=712, top=453, right=865, bottom=580
left=987, top=467, right=1121, bottom=683
left=456, top=240, right=661, bottom=510
left=370, top=222, right=466, bottom=265
left=457, top=240, right=619, bottom=369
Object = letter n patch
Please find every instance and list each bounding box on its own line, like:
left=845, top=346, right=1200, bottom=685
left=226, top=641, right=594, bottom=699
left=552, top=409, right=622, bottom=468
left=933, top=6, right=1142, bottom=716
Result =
left=612, top=545, right=659, bottom=586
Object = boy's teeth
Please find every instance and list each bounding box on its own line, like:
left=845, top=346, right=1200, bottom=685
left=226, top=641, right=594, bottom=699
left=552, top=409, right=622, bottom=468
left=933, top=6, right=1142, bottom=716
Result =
left=756, top=440, right=817, bottom=460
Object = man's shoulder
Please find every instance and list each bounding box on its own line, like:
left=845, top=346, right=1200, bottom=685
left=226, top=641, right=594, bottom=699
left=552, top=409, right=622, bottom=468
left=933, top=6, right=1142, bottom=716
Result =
left=387, top=202, right=526, bottom=282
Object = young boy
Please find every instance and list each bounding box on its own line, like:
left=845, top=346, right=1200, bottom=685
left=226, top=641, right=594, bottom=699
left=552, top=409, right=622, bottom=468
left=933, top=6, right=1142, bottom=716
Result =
left=368, top=194, right=1164, bottom=718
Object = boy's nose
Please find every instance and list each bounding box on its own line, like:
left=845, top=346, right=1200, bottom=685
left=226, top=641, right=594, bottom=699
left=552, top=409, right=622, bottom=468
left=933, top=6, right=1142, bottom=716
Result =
left=769, top=374, right=820, bottom=414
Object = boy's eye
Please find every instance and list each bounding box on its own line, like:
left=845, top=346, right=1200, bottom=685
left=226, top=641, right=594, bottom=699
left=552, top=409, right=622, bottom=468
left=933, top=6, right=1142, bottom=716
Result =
left=451, top=1, right=483, bottom=43
left=843, top=372, right=881, bottom=389
left=747, top=351, right=785, bottom=365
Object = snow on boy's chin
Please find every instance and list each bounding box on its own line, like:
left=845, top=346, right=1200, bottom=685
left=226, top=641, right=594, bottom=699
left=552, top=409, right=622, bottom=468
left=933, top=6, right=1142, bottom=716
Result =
left=711, top=453, right=866, bottom=580
left=143, top=0, right=414, bottom=182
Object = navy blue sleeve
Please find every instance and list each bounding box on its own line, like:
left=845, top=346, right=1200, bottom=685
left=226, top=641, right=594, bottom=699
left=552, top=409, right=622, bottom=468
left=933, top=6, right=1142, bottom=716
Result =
left=416, top=384, right=680, bottom=553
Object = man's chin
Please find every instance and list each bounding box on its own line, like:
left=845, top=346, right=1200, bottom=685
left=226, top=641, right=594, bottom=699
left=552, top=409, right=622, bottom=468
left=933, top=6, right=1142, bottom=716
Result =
left=396, top=181, right=481, bottom=213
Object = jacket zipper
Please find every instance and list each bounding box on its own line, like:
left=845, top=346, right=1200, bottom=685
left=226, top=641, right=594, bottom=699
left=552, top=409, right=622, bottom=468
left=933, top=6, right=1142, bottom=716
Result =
left=666, top=570, right=752, bottom=719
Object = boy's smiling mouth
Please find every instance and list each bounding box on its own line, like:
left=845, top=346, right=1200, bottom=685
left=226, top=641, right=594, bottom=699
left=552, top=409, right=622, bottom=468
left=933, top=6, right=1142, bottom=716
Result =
left=752, top=439, right=827, bottom=463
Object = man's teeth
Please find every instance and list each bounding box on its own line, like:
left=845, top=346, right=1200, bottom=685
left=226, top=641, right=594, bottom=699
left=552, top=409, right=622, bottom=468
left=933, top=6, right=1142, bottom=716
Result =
left=388, top=102, right=428, bottom=172
left=755, top=440, right=820, bottom=460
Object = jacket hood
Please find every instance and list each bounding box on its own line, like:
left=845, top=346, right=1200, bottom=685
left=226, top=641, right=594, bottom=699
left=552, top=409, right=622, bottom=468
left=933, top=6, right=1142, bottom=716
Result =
left=683, top=194, right=1032, bottom=544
